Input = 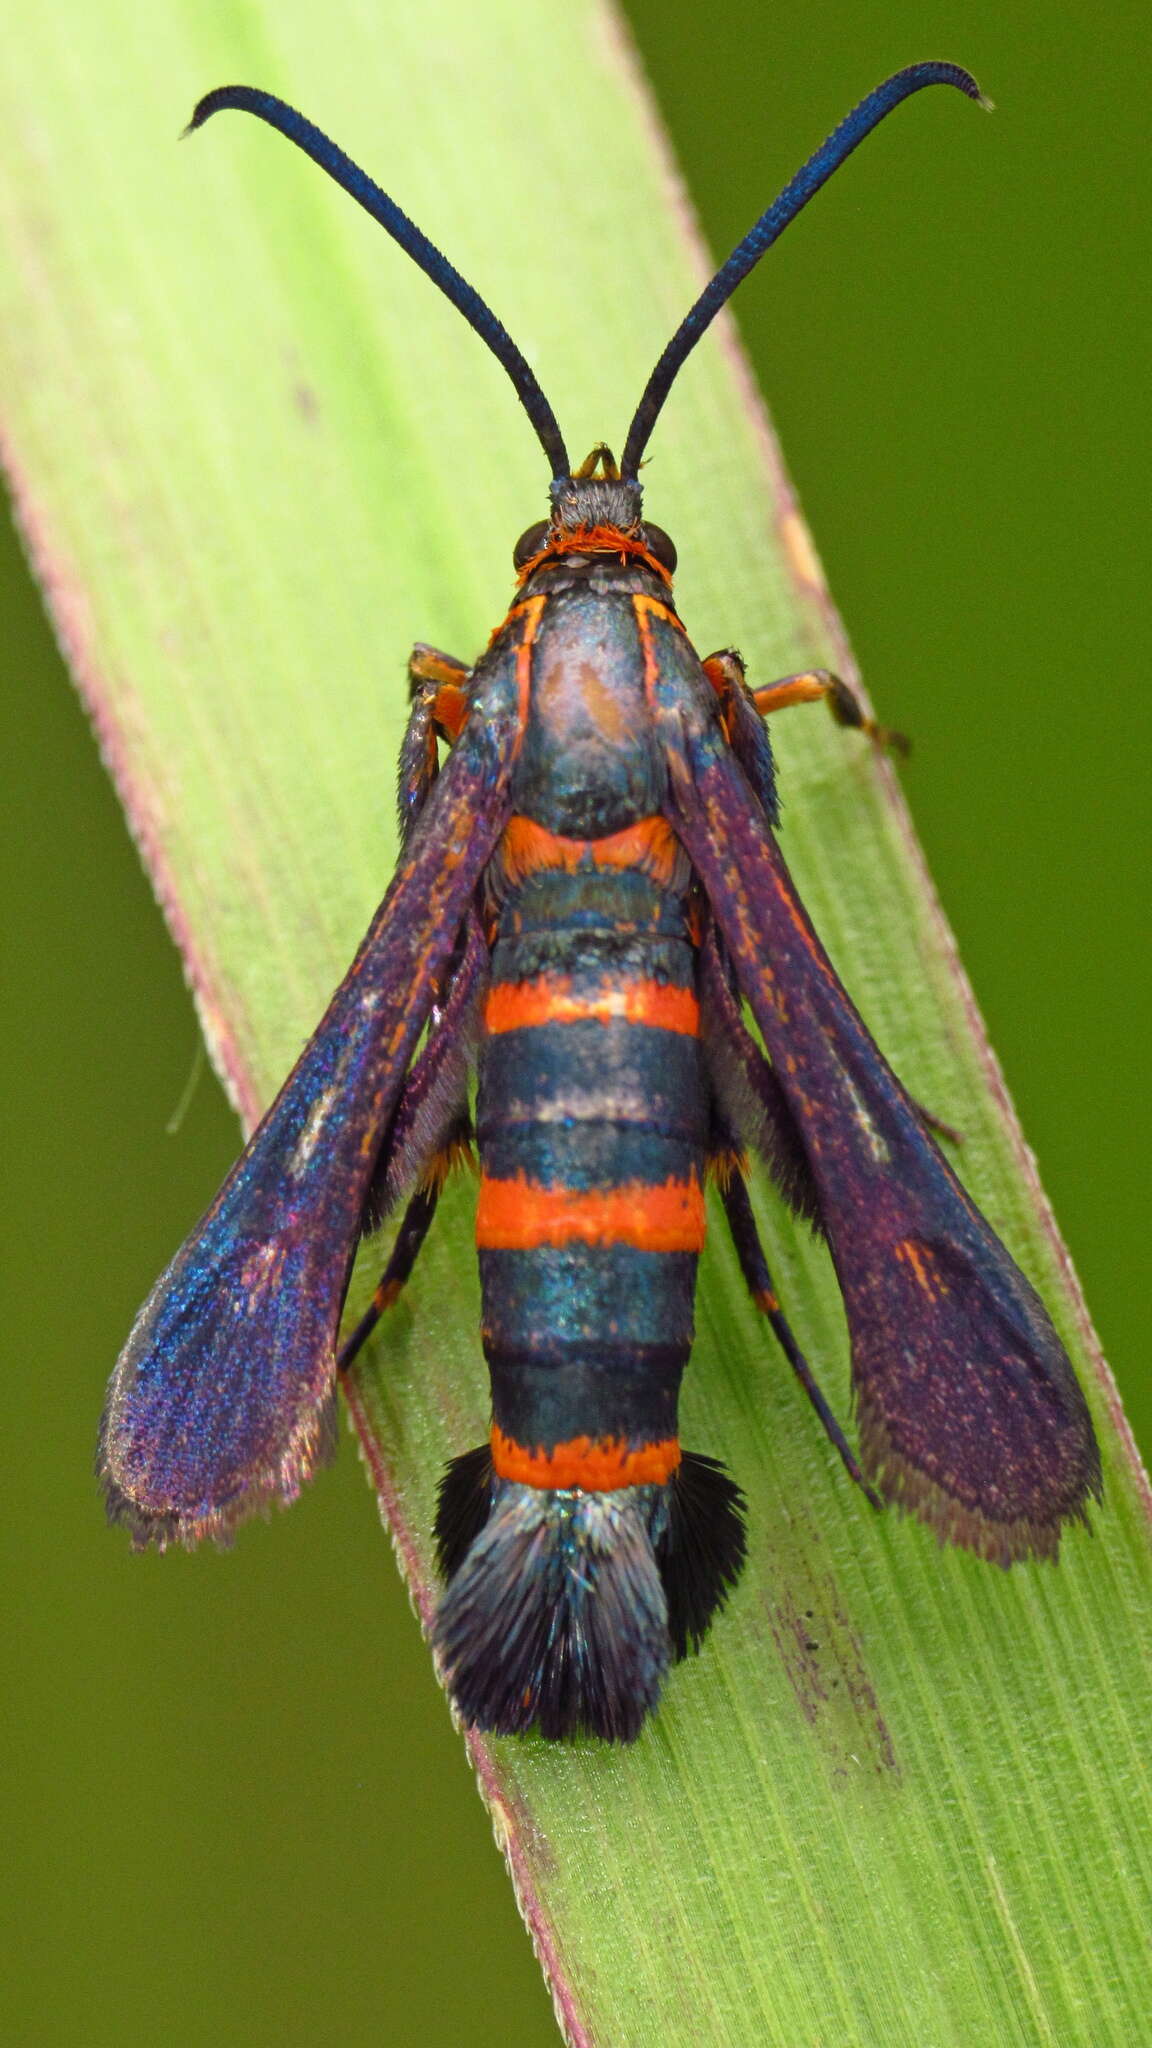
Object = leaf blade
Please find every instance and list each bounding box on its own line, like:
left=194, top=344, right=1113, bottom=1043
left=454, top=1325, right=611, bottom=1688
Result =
left=2, top=4, right=1150, bottom=2043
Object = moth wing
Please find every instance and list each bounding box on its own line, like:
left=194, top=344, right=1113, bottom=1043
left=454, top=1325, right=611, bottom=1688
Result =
left=100, top=693, right=516, bottom=1548
left=653, top=635, right=1100, bottom=1561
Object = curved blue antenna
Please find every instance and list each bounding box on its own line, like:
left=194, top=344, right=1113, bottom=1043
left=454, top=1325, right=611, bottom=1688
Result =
left=620, top=62, right=987, bottom=481
left=186, top=87, right=572, bottom=481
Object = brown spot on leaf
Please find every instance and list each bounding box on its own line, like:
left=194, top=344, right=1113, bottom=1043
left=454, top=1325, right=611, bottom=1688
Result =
left=763, top=1566, right=899, bottom=1779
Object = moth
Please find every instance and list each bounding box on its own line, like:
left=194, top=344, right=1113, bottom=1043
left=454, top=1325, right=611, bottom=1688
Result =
left=100, top=65, right=1100, bottom=1740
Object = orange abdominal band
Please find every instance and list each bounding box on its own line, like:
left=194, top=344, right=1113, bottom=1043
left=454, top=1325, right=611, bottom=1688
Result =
left=498, top=813, right=680, bottom=888
left=476, top=1173, right=707, bottom=1252
left=485, top=976, right=699, bottom=1037
left=490, top=1424, right=682, bottom=1490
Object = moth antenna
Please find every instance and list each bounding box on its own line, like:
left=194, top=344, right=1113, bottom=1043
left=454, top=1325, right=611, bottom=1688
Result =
left=186, top=86, right=572, bottom=481
left=621, top=61, right=988, bottom=478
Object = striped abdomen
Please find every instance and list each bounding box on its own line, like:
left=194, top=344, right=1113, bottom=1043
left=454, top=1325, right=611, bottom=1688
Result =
left=476, top=817, right=707, bottom=1491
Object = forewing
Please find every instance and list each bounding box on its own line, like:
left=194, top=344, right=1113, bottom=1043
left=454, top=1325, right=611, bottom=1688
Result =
left=652, top=633, right=1100, bottom=1561
left=99, top=673, right=518, bottom=1548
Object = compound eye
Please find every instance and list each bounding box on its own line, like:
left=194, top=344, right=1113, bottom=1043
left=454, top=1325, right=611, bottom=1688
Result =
left=513, top=520, right=552, bottom=569
left=643, top=523, right=677, bottom=573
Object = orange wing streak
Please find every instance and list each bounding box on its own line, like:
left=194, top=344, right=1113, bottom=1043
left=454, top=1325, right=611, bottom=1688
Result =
left=895, top=1239, right=948, bottom=1302
left=491, top=1424, right=682, bottom=1491
left=498, top=812, right=680, bottom=888
left=476, top=1173, right=707, bottom=1252
left=484, top=976, right=700, bottom=1036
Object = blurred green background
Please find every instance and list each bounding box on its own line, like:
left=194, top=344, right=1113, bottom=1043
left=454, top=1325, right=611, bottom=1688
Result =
left=3, top=3, right=1147, bottom=2044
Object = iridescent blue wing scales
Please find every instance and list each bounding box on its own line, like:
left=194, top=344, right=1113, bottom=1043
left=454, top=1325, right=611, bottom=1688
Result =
left=99, top=649, right=521, bottom=1548
left=649, top=622, right=1100, bottom=1563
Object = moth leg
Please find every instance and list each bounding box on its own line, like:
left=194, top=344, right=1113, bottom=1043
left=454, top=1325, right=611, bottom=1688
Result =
left=718, top=1164, right=881, bottom=1509
left=910, top=1097, right=964, bottom=1146
left=753, top=665, right=909, bottom=758
left=704, top=647, right=907, bottom=756
left=337, top=1178, right=442, bottom=1374
left=699, top=651, right=780, bottom=819
left=399, top=645, right=475, bottom=841
left=700, top=924, right=824, bottom=1229
left=363, top=909, right=486, bottom=1230
left=409, top=643, right=472, bottom=717
left=342, top=898, right=484, bottom=1368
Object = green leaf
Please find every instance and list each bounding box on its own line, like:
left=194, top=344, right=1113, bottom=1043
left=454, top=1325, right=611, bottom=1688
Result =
left=2, top=5, right=1149, bottom=2044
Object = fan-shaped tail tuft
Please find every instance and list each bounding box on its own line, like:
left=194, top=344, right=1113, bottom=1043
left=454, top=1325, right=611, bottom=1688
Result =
left=432, top=1449, right=747, bottom=1740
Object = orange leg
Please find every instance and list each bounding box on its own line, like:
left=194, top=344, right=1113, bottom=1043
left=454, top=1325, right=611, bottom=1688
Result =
left=399, top=646, right=475, bottom=839
left=408, top=643, right=472, bottom=740
left=751, top=666, right=909, bottom=757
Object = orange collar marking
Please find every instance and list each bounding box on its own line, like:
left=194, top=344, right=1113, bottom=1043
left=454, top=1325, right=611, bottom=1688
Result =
left=516, top=525, right=674, bottom=586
